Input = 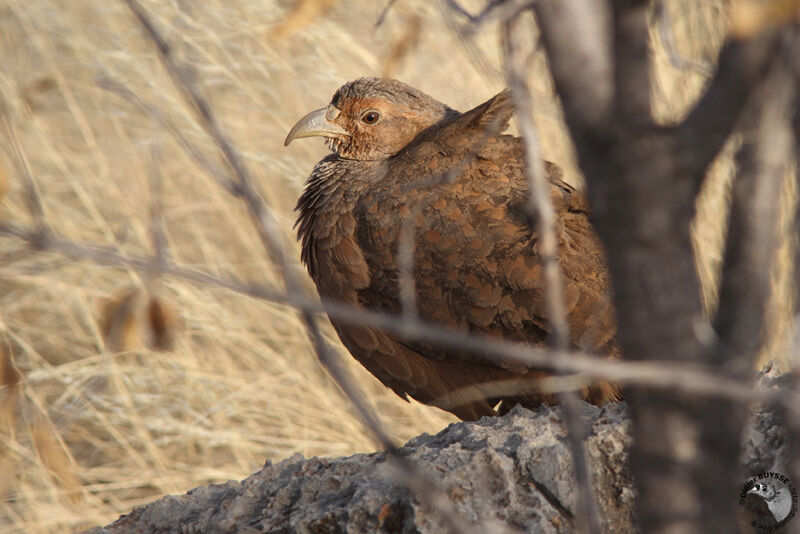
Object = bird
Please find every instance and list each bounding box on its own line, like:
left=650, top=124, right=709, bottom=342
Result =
left=285, top=77, right=620, bottom=421
left=748, top=482, right=792, bottom=523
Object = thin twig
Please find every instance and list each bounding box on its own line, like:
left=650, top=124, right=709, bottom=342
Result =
left=122, top=0, right=295, bottom=287
left=674, top=31, right=782, bottom=193
left=502, top=14, right=568, bottom=351
left=443, top=0, right=478, bottom=22
left=121, top=0, right=383, bottom=440
left=442, top=0, right=518, bottom=29
left=119, top=2, right=484, bottom=532
left=120, top=0, right=397, bottom=453
left=374, top=0, right=399, bottom=29
left=4, top=219, right=798, bottom=410
left=95, top=76, right=238, bottom=196
left=503, top=15, right=600, bottom=534
left=0, top=218, right=794, bottom=402
left=439, top=0, right=502, bottom=80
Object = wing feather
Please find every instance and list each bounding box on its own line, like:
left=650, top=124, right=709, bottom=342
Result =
left=357, top=91, right=618, bottom=362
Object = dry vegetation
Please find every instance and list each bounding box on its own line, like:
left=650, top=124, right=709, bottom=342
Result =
left=0, top=0, right=795, bottom=532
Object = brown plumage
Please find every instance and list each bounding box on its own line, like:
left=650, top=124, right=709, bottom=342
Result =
left=286, top=77, right=620, bottom=421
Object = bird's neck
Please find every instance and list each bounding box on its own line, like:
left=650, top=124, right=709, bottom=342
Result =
left=295, top=155, right=383, bottom=277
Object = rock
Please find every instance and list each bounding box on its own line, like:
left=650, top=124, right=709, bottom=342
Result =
left=85, top=400, right=785, bottom=534
left=85, top=403, right=632, bottom=533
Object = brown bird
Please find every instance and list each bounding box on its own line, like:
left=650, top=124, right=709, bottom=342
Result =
left=286, top=77, right=619, bottom=421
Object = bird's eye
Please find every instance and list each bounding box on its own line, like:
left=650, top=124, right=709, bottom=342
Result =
left=361, top=111, right=381, bottom=125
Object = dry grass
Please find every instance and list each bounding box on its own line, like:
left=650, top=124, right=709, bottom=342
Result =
left=0, top=1, right=794, bottom=532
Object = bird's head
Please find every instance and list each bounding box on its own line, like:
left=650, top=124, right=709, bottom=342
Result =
left=285, top=77, right=454, bottom=160
left=749, top=482, right=777, bottom=500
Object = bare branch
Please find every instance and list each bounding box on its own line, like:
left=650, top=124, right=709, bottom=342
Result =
left=118, top=0, right=402, bottom=466
left=120, top=2, right=488, bottom=532
left=714, top=62, right=795, bottom=371
left=5, top=218, right=800, bottom=413
left=532, top=0, right=613, bottom=133
left=95, top=76, right=239, bottom=196
left=374, top=0, right=399, bottom=28
left=299, top=322, right=492, bottom=534
left=442, top=0, right=480, bottom=22
left=442, top=0, right=529, bottom=33
left=503, top=16, right=569, bottom=353
left=531, top=3, right=792, bottom=532
left=121, top=0, right=380, bottom=440
left=674, top=31, right=782, bottom=191
left=122, top=0, right=297, bottom=287
left=438, top=1, right=501, bottom=80
left=503, top=16, right=600, bottom=534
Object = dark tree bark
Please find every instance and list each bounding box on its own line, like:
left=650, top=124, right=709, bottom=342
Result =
left=532, top=1, right=795, bottom=532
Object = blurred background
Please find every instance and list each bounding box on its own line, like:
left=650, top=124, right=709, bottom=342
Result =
left=0, top=0, right=794, bottom=532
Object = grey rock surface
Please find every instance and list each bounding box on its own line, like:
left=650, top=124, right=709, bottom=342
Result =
left=86, top=399, right=785, bottom=534
left=86, top=403, right=632, bottom=534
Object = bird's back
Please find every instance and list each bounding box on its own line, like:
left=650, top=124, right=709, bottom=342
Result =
left=354, top=94, right=617, bottom=360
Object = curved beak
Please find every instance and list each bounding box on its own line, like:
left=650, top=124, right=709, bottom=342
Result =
left=284, top=106, right=349, bottom=146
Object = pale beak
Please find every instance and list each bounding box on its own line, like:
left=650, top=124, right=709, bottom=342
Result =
left=284, top=106, right=349, bottom=146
